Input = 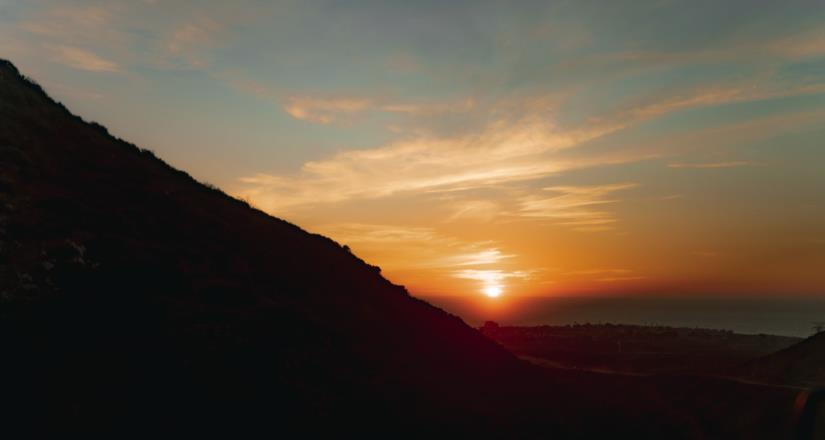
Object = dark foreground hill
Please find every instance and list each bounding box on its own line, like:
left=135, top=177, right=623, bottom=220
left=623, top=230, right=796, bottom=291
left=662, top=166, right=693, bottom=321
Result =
left=742, top=331, right=825, bottom=387
left=0, top=59, right=687, bottom=437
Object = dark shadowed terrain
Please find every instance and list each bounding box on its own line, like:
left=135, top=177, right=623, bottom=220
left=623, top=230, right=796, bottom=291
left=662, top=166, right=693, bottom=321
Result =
left=741, top=331, right=825, bottom=388
left=479, top=322, right=801, bottom=375
left=0, top=58, right=814, bottom=438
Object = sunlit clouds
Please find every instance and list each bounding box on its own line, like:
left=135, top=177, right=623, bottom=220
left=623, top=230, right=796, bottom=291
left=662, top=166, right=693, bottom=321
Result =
left=4, top=0, right=825, bottom=297
left=282, top=95, right=476, bottom=124
left=312, top=223, right=532, bottom=296
left=440, top=249, right=515, bottom=267
left=234, top=112, right=640, bottom=213
left=284, top=97, right=372, bottom=124
left=518, top=183, right=638, bottom=232
left=49, top=45, right=120, bottom=73
left=667, top=161, right=754, bottom=169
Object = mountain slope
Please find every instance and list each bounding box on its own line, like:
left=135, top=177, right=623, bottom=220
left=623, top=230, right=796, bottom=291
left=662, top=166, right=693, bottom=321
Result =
left=0, top=58, right=547, bottom=435
left=742, top=331, right=825, bottom=387
left=1, top=59, right=686, bottom=437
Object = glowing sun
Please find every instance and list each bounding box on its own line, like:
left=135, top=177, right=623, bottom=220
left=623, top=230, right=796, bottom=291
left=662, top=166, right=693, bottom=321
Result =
left=483, top=285, right=502, bottom=298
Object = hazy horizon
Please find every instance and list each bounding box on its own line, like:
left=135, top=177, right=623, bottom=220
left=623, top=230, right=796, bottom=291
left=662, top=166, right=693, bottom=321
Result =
left=422, top=294, right=825, bottom=337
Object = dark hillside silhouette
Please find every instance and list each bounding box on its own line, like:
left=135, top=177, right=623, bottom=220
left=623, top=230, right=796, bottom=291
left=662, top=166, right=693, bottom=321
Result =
left=0, top=58, right=643, bottom=437
left=742, top=331, right=825, bottom=387
left=0, top=59, right=805, bottom=438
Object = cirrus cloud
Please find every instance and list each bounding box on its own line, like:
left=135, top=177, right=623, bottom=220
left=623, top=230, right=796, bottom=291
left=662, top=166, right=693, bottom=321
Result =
left=49, top=45, right=120, bottom=72
left=517, top=183, right=639, bottom=232
left=668, top=161, right=755, bottom=169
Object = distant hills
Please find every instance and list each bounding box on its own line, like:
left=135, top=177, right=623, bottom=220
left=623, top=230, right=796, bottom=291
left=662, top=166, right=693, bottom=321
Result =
left=480, top=322, right=801, bottom=376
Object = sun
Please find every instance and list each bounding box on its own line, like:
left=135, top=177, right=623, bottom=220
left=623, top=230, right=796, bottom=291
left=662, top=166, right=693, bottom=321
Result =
left=483, top=285, right=502, bottom=298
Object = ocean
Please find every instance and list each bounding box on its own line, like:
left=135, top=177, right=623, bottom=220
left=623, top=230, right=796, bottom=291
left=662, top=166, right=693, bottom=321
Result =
left=422, top=295, right=825, bottom=338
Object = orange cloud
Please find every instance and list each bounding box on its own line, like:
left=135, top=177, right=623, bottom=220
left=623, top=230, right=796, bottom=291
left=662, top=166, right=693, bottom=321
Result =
left=49, top=45, right=120, bottom=72
left=517, top=183, right=638, bottom=232
left=668, top=161, right=754, bottom=169
left=283, top=97, right=373, bottom=124
left=282, top=95, right=475, bottom=124
left=234, top=114, right=632, bottom=212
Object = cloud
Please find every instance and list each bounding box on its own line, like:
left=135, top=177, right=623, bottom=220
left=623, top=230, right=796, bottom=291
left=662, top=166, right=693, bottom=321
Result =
left=668, top=161, right=754, bottom=169
left=49, top=45, right=120, bottom=72
left=283, top=97, right=373, bottom=124
left=237, top=77, right=825, bottom=216
left=282, top=95, right=475, bottom=124
left=234, top=112, right=636, bottom=212
left=565, top=268, right=632, bottom=276
left=312, top=223, right=528, bottom=288
left=21, top=6, right=113, bottom=40
left=517, top=183, right=638, bottom=232
left=452, top=269, right=534, bottom=283
left=757, top=27, right=825, bottom=60
left=315, top=222, right=512, bottom=268
left=444, top=200, right=501, bottom=223
left=598, top=26, right=825, bottom=71
left=438, top=249, right=516, bottom=267
left=163, top=16, right=225, bottom=69
left=659, top=194, right=684, bottom=201
left=167, top=20, right=220, bottom=55
left=605, top=80, right=825, bottom=131
left=595, top=276, right=646, bottom=282
left=315, top=223, right=444, bottom=245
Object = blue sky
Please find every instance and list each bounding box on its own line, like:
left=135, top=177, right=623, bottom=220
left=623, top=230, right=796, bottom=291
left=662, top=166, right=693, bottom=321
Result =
left=2, top=0, right=825, bottom=298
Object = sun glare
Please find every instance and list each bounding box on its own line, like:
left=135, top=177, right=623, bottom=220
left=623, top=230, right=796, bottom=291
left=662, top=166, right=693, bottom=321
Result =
left=483, top=285, right=502, bottom=298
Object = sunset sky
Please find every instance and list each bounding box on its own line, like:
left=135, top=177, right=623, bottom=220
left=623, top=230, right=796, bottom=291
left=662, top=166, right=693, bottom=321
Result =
left=3, top=0, right=825, bottom=300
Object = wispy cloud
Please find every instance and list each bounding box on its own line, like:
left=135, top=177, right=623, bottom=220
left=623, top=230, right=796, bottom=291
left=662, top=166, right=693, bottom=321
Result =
left=311, top=222, right=532, bottom=292
left=167, top=19, right=220, bottom=55
left=452, top=269, right=534, bottom=283
left=668, top=161, right=755, bottom=169
left=234, top=112, right=640, bottom=212
left=282, top=95, right=475, bottom=124
left=595, top=276, right=647, bottom=282
left=444, top=200, right=501, bottom=223
left=237, top=77, right=825, bottom=215
left=517, top=183, right=638, bottom=232
left=283, top=97, right=373, bottom=124
left=49, top=45, right=120, bottom=72
left=571, top=26, right=825, bottom=74
left=565, top=268, right=633, bottom=276
left=315, top=223, right=444, bottom=246
left=317, top=223, right=517, bottom=267
left=162, top=16, right=226, bottom=69
left=21, top=5, right=113, bottom=40
left=438, top=249, right=516, bottom=267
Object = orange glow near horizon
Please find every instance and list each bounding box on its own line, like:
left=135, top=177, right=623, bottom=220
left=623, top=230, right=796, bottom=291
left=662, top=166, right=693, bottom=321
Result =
left=296, top=224, right=825, bottom=301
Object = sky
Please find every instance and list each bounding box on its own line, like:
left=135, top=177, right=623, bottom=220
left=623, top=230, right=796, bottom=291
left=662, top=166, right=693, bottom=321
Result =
left=2, top=0, right=825, bottom=303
